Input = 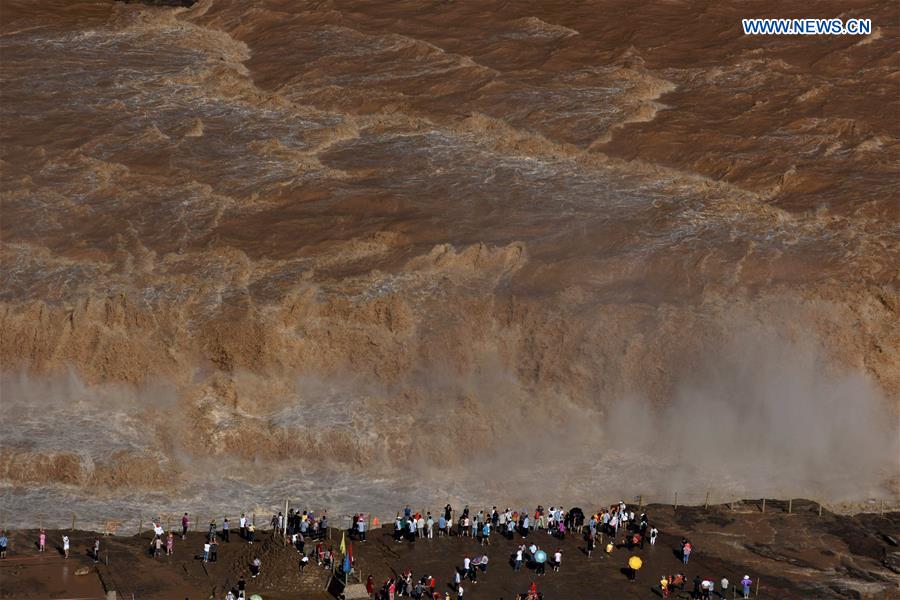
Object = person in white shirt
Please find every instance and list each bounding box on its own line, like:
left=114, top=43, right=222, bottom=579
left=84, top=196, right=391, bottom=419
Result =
left=203, top=542, right=210, bottom=562
left=463, top=555, right=471, bottom=578
left=62, top=535, right=70, bottom=558
left=553, top=549, right=562, bottom=572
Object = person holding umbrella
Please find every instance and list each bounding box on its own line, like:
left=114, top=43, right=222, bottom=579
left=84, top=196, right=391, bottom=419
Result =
left=534, top=548, right=547, bottom=576
left=627, top=555, right=642, bottom=582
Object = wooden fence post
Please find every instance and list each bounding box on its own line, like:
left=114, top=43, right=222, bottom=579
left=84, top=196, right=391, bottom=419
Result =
left=674, top=492, right=678, bottom=511
left=787, top=499, right=792, bottom=514
left=755, top=577, right=760, bottom=597
left=818, top=502, right=823, bottom=517
left=704, top=491, right=709, bottom=510
left=880, top=499, right=884, bottom=515
left=761, top=498, right=766, bottom=513
left=730, top=495, right=734, bottom=511
left=138, top=515, right=143, bottom=537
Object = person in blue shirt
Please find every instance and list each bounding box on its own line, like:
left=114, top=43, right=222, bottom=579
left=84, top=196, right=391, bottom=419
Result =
left=0, top=533, right=8, bottom=558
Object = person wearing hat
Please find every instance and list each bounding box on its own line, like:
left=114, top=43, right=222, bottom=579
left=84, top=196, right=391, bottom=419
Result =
left=741, top=575, right=753, bottom=598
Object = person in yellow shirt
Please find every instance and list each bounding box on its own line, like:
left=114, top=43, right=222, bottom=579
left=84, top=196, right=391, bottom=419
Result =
left=660, top=575, right=670, bottom=599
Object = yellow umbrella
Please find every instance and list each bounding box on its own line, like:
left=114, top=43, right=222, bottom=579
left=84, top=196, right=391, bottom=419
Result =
left=628, top=556, right=643, bottom=570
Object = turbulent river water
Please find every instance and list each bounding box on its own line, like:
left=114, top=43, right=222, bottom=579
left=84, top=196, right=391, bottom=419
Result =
left=1, top=0, right=898, bottom=529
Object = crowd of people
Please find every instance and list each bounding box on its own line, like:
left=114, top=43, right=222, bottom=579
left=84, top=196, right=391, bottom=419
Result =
left=353, top=501, right=756, bottom=600
left=0, top=499, right=757, bottom=600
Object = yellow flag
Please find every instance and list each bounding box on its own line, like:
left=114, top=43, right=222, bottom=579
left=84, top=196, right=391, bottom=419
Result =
left=339, top=531, right=346, bottom=555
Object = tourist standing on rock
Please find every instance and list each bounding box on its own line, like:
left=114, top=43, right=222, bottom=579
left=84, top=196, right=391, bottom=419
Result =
left=62, top=534, right=69, bottom=558
left=720, top=577, right=729, bottom=599
left=682, top=539, right=692, bottom=564
left=479, top=554, right=489, bottom=574
left=203, top=540, right=210, bottom=562
left=222, top=518, right=230, bottom=542
left=240, top=513, right=247, bottom=539
left=250, top=556, right=261, bottom=578
left=357, top=516, right=366, bottom=541
left=182, top=513, right=189, bottom=539
left=154, top=535, right=163, bottom=558
left=407, top=516, right=416, bottom=541
left=167, top=532, right=174, bottom=556
left=426, top=512, right=434, bottom=539
left=93, top=537, right=100, bottom=562
left=741, top=575, right=753, bottom=598
left=0, top=532, right=7, bottom=558
left=210, top=537, right=219, bottom=562
left=650, top=526, right=658, bottom=546
left=394, top=516, right=403, bottom=542
left=553, top=548, right=562, bottom=572
left=586, top=530, right=595, bottom=557
left=39, top=529, right=45, bottom=552
left=238, top=575, right=246, bottom=595
left=247, top=523, right=256, bottom=544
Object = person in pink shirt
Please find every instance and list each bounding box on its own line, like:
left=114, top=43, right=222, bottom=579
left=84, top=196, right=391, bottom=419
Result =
left=166, top=532, right=174, bottom=556
left=181, top=513, right=189, bottom=539
left=38, top=530, right=46, bottom=552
